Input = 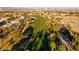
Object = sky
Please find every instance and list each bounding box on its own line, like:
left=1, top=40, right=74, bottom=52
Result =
left=0, top=0, right=79, bottom=7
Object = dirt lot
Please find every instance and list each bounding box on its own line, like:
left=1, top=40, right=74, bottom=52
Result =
left=60, top=16, right=79, bottom=32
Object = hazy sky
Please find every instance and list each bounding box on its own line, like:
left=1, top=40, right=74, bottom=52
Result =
left=0, top=0, right=79, bottom=7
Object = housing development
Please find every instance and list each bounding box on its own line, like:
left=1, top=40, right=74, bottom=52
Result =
left=0, top=7, right=79, bottom=51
